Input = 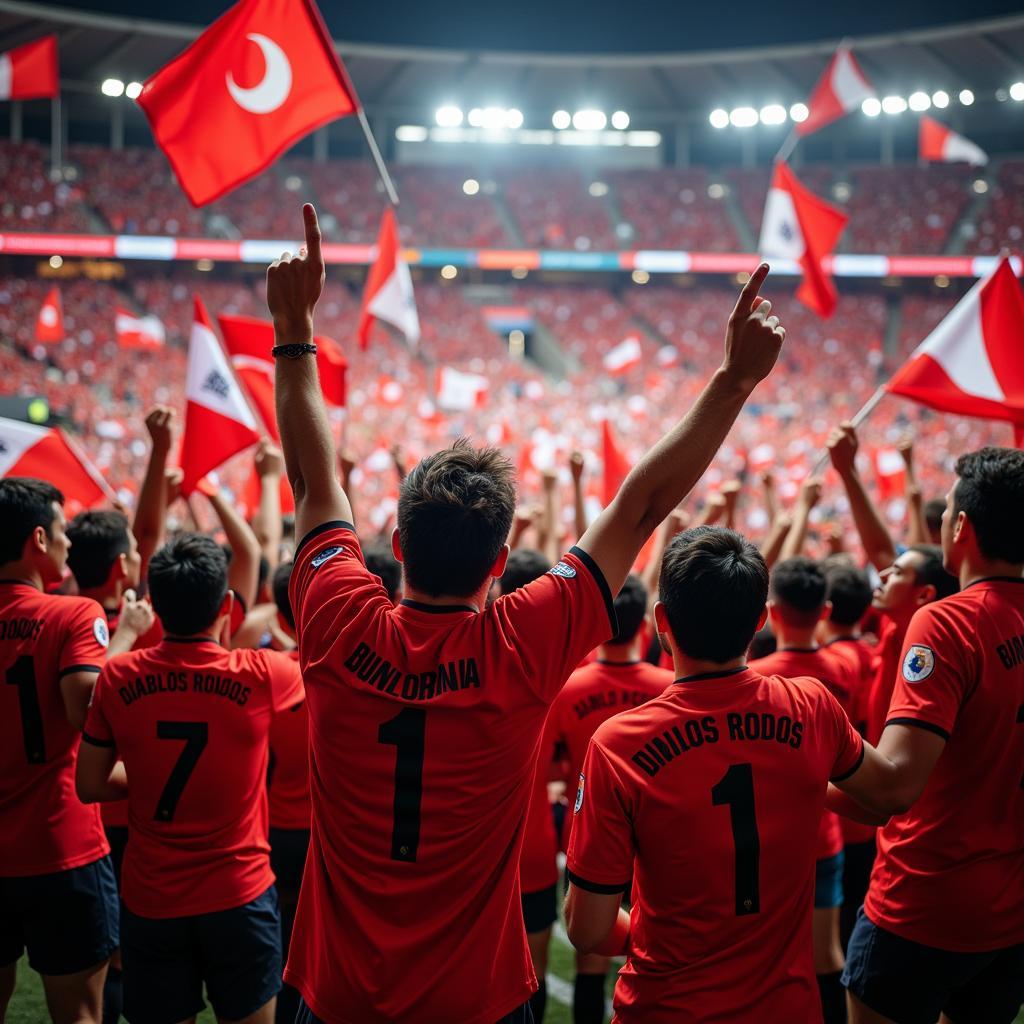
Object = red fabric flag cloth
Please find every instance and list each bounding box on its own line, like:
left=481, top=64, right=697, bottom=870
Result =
left=919, top=116, right=988, bottom=167
left=758, top=161, right=848, bottom=318
left=797, top=46, right=874, bottom=137
left=886, top=257, right=1024, bottom=425
left=601, top=420, right=631, bottom=506
left=137, top=0, right=359, bottom=206
left=872, top=448, right=906, bottom=500
left=35, top=286, right=63, bottom=344
left=0, top=36, right=58, bottom=101
left=115, top=307, right=165, bottom=350
left=358, top=208, right=420, bottom=350
left=603, top=336, right=643, bottom=376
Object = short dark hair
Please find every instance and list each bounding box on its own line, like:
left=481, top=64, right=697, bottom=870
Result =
left=364, top=543, right=402, bottom=601
left=66, top=510, right=131, bottom=589
left=659, top=527, right=769, bottom=663
left=907, top=543, right=959, bottom=600
left=397, top=440, right=515, bottom=597
left=0, top=477, right=63, bottom=564
left=924, top=498, right=946, bottom=536
left=148, top=534, right=228, bottom=636
left=770, top=556, right=827, bottom=627
left=824, top=563, right=872, bottom=627
left=609, top=574, right=648, bottom=645
left=272, top=561, right=294, bottom=631
left=749, top=625, right=777, bottom=660
left=954, top=447, right=1024, bottom=564
left=500, top=549, right=549, bottom=595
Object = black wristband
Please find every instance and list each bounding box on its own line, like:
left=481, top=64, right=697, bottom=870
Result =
left=272, top=343, right=318, bottom=359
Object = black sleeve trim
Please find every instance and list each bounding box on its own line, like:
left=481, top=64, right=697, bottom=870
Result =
left=59, top=664, right=101, bottom=678
left=565, top=868, right=630, bottom=895
left=81, top=732, right=115, bottom=748
left=295, top=520, right=356, bottom=559
left=830, top=741, right=865, bottom=783
left=885, top=717, right=951, bottom=742
left=568, top=545, right=619, bottom=636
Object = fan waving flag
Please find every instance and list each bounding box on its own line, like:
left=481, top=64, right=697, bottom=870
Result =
left=886, top=257, right=1024, bottom=425
left=0, top=36, right=58, bottom=101
left=35, top=286, right=64, bottom=344
left=137, top=0, right=359, bottom=206
left=180, top=298, right=261, bottom=495
left=115, top=308, right=165, bottom=350
left=797, top=45, right=874, bottom=137
left=919, top=116, right=988, bottom=167
left=759, top=161, right=848, bottom=318
left=358, top=208, right=420, bottom=350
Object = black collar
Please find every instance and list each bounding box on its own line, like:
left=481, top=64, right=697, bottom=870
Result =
left=400, top=599, right=477, bottom=614
left=964, top=576, right=1024, bottom=590
left=163, top=635, right=218, bottom=644
left=674, top=667, right=747, bottom=684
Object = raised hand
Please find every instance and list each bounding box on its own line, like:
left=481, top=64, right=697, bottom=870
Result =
left=145, top=405, right=175, bottom=453
left=898, top=434, right=914, bottom=472
left=118, top=589, right=155, bottom=637
left=826, top=422, right=859, bottom=477
left=721, top=263, right=785, bottom=393
left=798, top=477, right=823, bottom=508
left=721, top=480, right=742, bottom=508
left=569, top=451, right=585, bottom=482
left=164, top=467, right=184, bottom=507
left=255, top=439, right=285, bottom=478
left=267, top=203, right=325, bottom=339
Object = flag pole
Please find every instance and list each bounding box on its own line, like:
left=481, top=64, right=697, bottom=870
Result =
left=775, top=129, right=798, bottom=165
left=809, top=385, right=888, bottom=475
left=356, top=108, right=400, bottom=207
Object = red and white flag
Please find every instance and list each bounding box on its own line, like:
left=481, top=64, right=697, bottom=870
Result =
left=919, top=115, right=987, bottom=167
left=759, top=161, right=848, bottom=318
left=797, top=45, right=874, bottom=137
left=358, top=208, right=420, bottom=350
left=601, top=420, right=631, bottom=506
left=376, top=376, right=405, bottom=407
left=873, top=448, right=906, bottom=499
left=137, top=0, right=359, bottom=206
left=35, top=286, right=63, bottom=344
left=0, top=417, right=113, bottom=515
left=603, top=335, right=643, bottom=376
left=886, top=257, right=1024, bottom=425
left=0, top=36, right=58, bottom=101
left=436, top=366, right=488, bottom=411
left=180, top=297, right=260, bottom=495
left=115, top=307, right=165, bottom=350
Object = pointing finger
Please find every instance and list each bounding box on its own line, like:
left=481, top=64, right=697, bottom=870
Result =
left=732, top=263, right=770, bottom=320
left=303, top=203, right=323, bottom=265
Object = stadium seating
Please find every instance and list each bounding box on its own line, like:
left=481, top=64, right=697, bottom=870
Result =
left=0, top=140, right=93, bottom=233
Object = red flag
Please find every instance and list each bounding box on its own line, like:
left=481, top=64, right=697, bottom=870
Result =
left=0, top=36, right=58, bottom=101
left=919, top=116, right=987, bottom=167
left=180, top=297, right=261, bottom=496
left=797, top=46, right=874, bottom=137
left=137, top=0, right=359, bottom=207
left=759, top=161, right=848, bottom=318
left=602, top=336, right=643, bottom=376
left=886, top=257, right=1024, bottom=425
left=436, top=366, right=488, bottom=411
left=601, top=420, right=631, bottom=506
left=115, top=307, right=165, bottom=350
left=873, top=448, right=906, bottom=500
left=0, top=417, right=113, bottom=516
left=358, top=208, right=420, bottom=350
left=35, top=286, right=63, bottom=344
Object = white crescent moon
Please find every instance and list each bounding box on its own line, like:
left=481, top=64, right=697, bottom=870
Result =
left=226, top=33, right=292, bottom=115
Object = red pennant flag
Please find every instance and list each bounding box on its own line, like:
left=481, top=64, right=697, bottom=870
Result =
left=137, top=0, right=359, bottom=207
left=886, top=257, right=1024, bottom=426
left=35, top=286, right=64, bottom=344
left=919, top=116, right=988, bottom=167
left=602, top=336, right=643, bottom=376
left=358, top=208, right=420, bottom=350
left=180, top=298, right=261, bottom=496
left=115, top=307, right=165, bottom=350
left=0, top=36, right=58, bottom=101
left=797, top=46, right=874, bottom=137
left=759, top=161, right=848, bottom=318
left=601, top=420, right=631, bottom=506
left=0, top=417, right=114, bottom=516
left=873, top=448, right=906, bottom=500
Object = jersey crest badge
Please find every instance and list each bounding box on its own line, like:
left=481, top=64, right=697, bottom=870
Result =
left=93, top=617, right=110, bottom=648
left=902, top=644, right=935, bottom=683
left=311, top=545, right=344, bottom=569
left=574, top=772, right=585, bottom=813
left=550, top=561, right=577, bottom=580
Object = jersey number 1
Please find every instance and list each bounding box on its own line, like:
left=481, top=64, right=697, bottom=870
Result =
left=154, top=721, right=208, bottom=822
left=378, top=708, right=426, bottom=863
left=5, top=656, right=45, bottom=764
left=711, top=762, right=761, bottom=916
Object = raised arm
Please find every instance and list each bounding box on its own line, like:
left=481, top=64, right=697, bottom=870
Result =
left=760, top=468, right=778, bottom=526
left=720, top=480, right=742, bottom=532
left=252, top=440, right=285, bottom=573
left=204, top=484, right=262, bottom=611
left=759, top=508, right=792, bottom=570
left=779, top=477, right=822, bottom=561
left=640, top=507, right=689, bottom=595
left=900, top=436, right=929, bottom=546
left=268, top=205, right=352, bottom=543
left=539, top=469, right=562, bottom=565
left=569, top=450, right=588, bottom=541
left=133, top=405, right=174, bottom=576
left=577, top=264, right=785, bottom=594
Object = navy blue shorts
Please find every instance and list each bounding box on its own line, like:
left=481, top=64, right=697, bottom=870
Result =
left=843, top=908, right=1024, bottom=1024
left=121, top=884, right=281, bottom=1024
left=0, top=855, right=119, bottom=975
left=296, top=996, right=535, bottom=1023
left=814, top=850, right=845, bottom=909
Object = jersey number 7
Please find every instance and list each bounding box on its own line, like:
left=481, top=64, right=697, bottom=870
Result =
left=154, top=720, right=209, bottom=822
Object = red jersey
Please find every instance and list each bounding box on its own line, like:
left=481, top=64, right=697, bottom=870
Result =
left=519, top=718, right=560, bottom=896
left=0, top=581, right=110, bottom=876
left=750, top=647, right=858, bottom=860
left=567, top=668, right=863, bottom=1023
left=865, top=617, right=908, bottom=744
left=268, top=650, right=311, bottom=831
left=286, top=524, right=616, bottom=1024
left=865, top=578, right=1024, bottom=951
left=83, top=638, right=303, bottom=918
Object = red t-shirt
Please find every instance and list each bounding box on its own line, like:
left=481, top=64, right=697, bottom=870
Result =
left=83, top=639, right=303, bottom=917
left=519, top=714, right=561, bottom=896
left=286, top=523, right=616, bottom=1024
left=0, top=581, right=110, bottom=876
left=750, top=647, right=858, bottom=860
left=567, top=668, right=863, bottom=1023
left=865, top=578, right=1024, bottom=951
left=865, top=617, right=908, bottom=745
left=268, top=650, right=311, bottom=831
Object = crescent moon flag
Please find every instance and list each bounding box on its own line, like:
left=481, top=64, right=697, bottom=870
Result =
left=138, top=0, right=359, bottom=207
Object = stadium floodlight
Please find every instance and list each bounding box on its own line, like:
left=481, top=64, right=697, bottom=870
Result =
left=49, top=255, right=63, bottom=269
left=467, top=107, right=484, bottom=127
left=862, top=97, right=881, bottom=116
left=435, top=105, right=463, bottom=127
left=931, top=90, right=949, bottom=108
left=908, top=91, right=931, bottom=112
left=125, top=81, right=143, bottom=100
left=611, top=110, right=630, bottom=129
left=709, top=108, right=729, bottom=129
left=506, top=108, right=524, bottom=129
left=462, top=178, right=480, bottom=195
left=881, top=95, right=907, bottom=114
left=789, top=102, right=809, bottom=123
left=441, top=264, right=458, bottom=280
left=573, top=109, right=607, bottom=130
left=395, top=125, right=428, bottom=142
left=552, top=110, right=571, bottom=129
left=759, top=104, right=787, bottom=125
left=101, top=78, right=125, bottom=97
left=1011, top=82, right=1024, bottom=102
left=729, top=106, right=758, bottom=128
left=958, top=89, right=975, bottom=106
left=479, top=107, right=508, bottom=130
